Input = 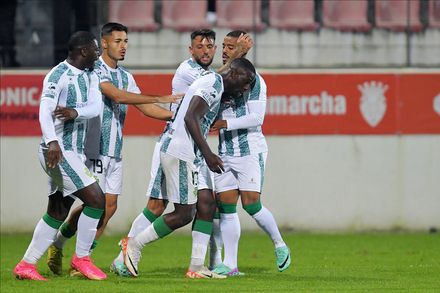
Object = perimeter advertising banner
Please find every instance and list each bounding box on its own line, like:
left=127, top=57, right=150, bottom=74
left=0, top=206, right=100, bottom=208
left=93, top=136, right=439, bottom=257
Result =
left=1, top=72, right=440, bottom=136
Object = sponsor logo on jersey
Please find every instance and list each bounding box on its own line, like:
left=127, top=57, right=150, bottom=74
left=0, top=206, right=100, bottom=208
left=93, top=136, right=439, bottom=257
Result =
left=358, top=81, right=388, bottom=127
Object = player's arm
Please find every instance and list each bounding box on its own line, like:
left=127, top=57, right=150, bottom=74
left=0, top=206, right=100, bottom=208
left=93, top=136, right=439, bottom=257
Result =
left=134, top=103, right=174, bottom=121
left=210, top=100, right=266, bottom=131
left=101, top=81, right=182, bottom=105
left=39, top=98, right=63, bottom=167
left=184, top=96, right=224, bottom=174
left=216, top=33, right=254, bottom=74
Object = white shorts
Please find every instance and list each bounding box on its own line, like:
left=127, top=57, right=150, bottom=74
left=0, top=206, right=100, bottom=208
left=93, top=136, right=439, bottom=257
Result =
left=198, top=161, right=215, bottom=190
left=39, top=146, right=97, bottom=198
left=214, top=152, right=267, bottom=194
left=86, top=154, right=123, bottom=195
left=146, top=141, right=166, bottom=200
left=160, top=151, right=198, bottom=205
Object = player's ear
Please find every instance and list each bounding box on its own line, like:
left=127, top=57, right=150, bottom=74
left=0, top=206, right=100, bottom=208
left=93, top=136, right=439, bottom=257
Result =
left=101, top=38, right=107, bottom=49
left=80, top=47, right=88, bottom=57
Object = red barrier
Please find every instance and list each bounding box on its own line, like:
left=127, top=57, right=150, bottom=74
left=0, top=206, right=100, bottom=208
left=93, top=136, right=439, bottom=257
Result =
left=1, top=72, right=440, bottom=136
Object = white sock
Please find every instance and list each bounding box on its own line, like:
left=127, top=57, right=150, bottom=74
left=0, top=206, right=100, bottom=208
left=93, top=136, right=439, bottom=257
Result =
left=208, top=217, right=223, bottom=268
left=132, top=224, right=159, bottom=250
left=114, top=212, right=153, bottom=262
left=189, top=231, right=210, bottom=271
left=23, top=218, right=58, bottom=264
left=128, top=212, right=153, bottom=237
left=53, top=231, right=70, bottom=249
left=220, top=213, right=240, bottom=269
left=76, top=212, right=99, bottom=258
left=252, top=206, right=286, bottom=249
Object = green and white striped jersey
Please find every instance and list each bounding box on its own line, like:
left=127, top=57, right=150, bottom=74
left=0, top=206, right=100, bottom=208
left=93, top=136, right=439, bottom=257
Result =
left=40, top=61, right=101, bottom=154
left=85, top=57, right=141, bottom=158
left=218, top=73, right=268, bottom=157
left=161, top=72, right=223, bottom=165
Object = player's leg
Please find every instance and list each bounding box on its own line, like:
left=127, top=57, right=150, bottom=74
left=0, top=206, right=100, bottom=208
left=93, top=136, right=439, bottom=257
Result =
left=208, top=204, right=222, bottom=270
left=112, top=143, right=168, bottom=275
left=211, top=156, right=244, bottom=276
left=188, top=163, right=217, bottom=275
left=119, top=153, right=197, bottom=277
left=240, top=152, right=290, bottom=272
left=69, top=181, right=106, bottom=280
left=15, top=191, right=74, bottom=281
left=214, top=189, right=242, bottom=276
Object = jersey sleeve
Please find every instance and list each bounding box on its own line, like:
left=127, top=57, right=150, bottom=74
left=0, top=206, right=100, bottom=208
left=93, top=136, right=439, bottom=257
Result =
left=193, top=74, right=223, bottom=107
left=40, top=73, right=63, bottom=105
left=75, top=72, right=102, bottom=119
left=127, top=73, right=141, bottom=94
left=94, top=62, right=112, bottom=83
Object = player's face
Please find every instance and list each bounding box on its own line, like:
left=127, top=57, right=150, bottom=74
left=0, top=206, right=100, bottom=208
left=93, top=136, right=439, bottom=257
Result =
left=222, top=36, right=242, bottom=65
left=224, top=67, right=256, bottom=99
left=84, top=39, right=100, bottom=70
left=189, top=36, right=216, bottom=69
left=103, top=30, right=128, bottom=62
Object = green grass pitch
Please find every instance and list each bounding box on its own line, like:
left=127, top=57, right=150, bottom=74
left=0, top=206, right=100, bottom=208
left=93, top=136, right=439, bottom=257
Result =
left=1, top=233, right=439, bottom=292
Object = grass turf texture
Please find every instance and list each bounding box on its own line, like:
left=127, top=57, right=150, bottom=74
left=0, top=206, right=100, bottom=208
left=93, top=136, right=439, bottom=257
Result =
left=1, top=233, right=439, bottom=292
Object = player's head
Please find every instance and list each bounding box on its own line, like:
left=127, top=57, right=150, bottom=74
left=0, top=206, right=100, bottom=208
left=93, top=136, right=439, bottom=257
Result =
left=67, top=31, right=99, bottom=71
left=101, top=22, right=129, bottom=64
left=221, top=57, right=256, bottom=100
left=222, top=30, right=248, bottom=65
left=189, top=29, right=217, bottom=70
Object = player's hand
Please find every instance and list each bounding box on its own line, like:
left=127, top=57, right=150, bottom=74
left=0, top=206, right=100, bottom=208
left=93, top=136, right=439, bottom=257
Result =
left=53, top=105, right=78, bottom=122
left=210, top=119, right=227, bottom=132
left=47, top=140, right=63, bottom=168
left=205, top=153, right=225, bottom=174
left=235, top=33, right=254, bottom=57
left=158, top=94, right=184, bottom=104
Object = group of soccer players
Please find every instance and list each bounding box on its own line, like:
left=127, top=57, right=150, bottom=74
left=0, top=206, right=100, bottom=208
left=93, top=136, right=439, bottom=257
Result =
left=14, top=22, right=291, bottom=281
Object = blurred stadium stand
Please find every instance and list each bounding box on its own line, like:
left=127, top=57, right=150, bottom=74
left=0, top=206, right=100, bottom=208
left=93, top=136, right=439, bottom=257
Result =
left=268, top=0, right=319, bottom=31
left=4, top=0, right=440, bottom=69
left=108, top=0, right=159, bottom=32
left=375, top=0, right=424, bottom=32
left=322, top=0, right=372, bottom=32
left=162, top=0, right=212, bottom=32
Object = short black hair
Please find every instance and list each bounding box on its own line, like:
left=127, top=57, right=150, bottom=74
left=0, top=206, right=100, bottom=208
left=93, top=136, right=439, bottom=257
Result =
left=190, top=29, right=216, bottom=42
left=230, top=57, right=255, bottom=75
left=226, top=30, right=247, bottom=38
left=101, top=22, right=128, bottom=38
left=68, top=31, right=97, bottom=52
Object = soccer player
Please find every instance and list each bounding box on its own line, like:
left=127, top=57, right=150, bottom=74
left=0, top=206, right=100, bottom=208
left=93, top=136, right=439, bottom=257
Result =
left=119, top=58, right=257, bottom=278
left=13, top=31, right=106, bottom=281
left=45, top=22, right=181, bottom=276
left=210, top=30, right=291, bottom=276
left=110, top=29, right=253, bottom=276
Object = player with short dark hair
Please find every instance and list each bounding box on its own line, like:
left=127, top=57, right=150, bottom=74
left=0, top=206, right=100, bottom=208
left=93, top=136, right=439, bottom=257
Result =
left=14, top=31, right=107, bottom=281
left=119, top=58, right=257, bottom=279
left=210, top=30, right=291, bottom=276
left=45, top=22, right=181, bottom=277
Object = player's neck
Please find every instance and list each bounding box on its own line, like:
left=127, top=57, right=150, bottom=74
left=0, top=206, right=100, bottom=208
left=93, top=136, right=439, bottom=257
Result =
left=102, top=53, right=118, bottom=69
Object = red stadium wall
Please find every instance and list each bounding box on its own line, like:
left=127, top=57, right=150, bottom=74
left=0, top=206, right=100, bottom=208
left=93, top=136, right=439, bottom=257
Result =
left=1, top=72, right=440, bottom=136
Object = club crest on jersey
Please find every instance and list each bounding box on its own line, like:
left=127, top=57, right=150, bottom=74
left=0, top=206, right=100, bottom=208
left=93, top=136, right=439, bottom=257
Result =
left=85, top=168, right=93, bottom=177
left=358, top=81, right=388, bottom=127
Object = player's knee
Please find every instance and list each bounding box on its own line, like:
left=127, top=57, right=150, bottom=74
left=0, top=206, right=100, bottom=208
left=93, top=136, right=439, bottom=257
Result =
left=243, top=201, right=262, bottom=216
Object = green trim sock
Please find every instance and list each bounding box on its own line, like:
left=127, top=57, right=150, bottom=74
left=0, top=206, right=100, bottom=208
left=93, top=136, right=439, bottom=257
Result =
left=90, top=239, right=98, bottom=252
left=193, top=220, right=213, bottom=234
left=143, top=208, right=158, bottom=223
left=243, top=201, right=262, bottom=216
left=153, top=215, right=174, bottom=238
left=214, top=211, right=220, bottom=219
left=83, top=206, right=104, bottom=219
left=42, top=213, right=63, bottom=230
left=218, top=202, right=237, bottom=214
left=60, top=222, right=76, bottom=238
